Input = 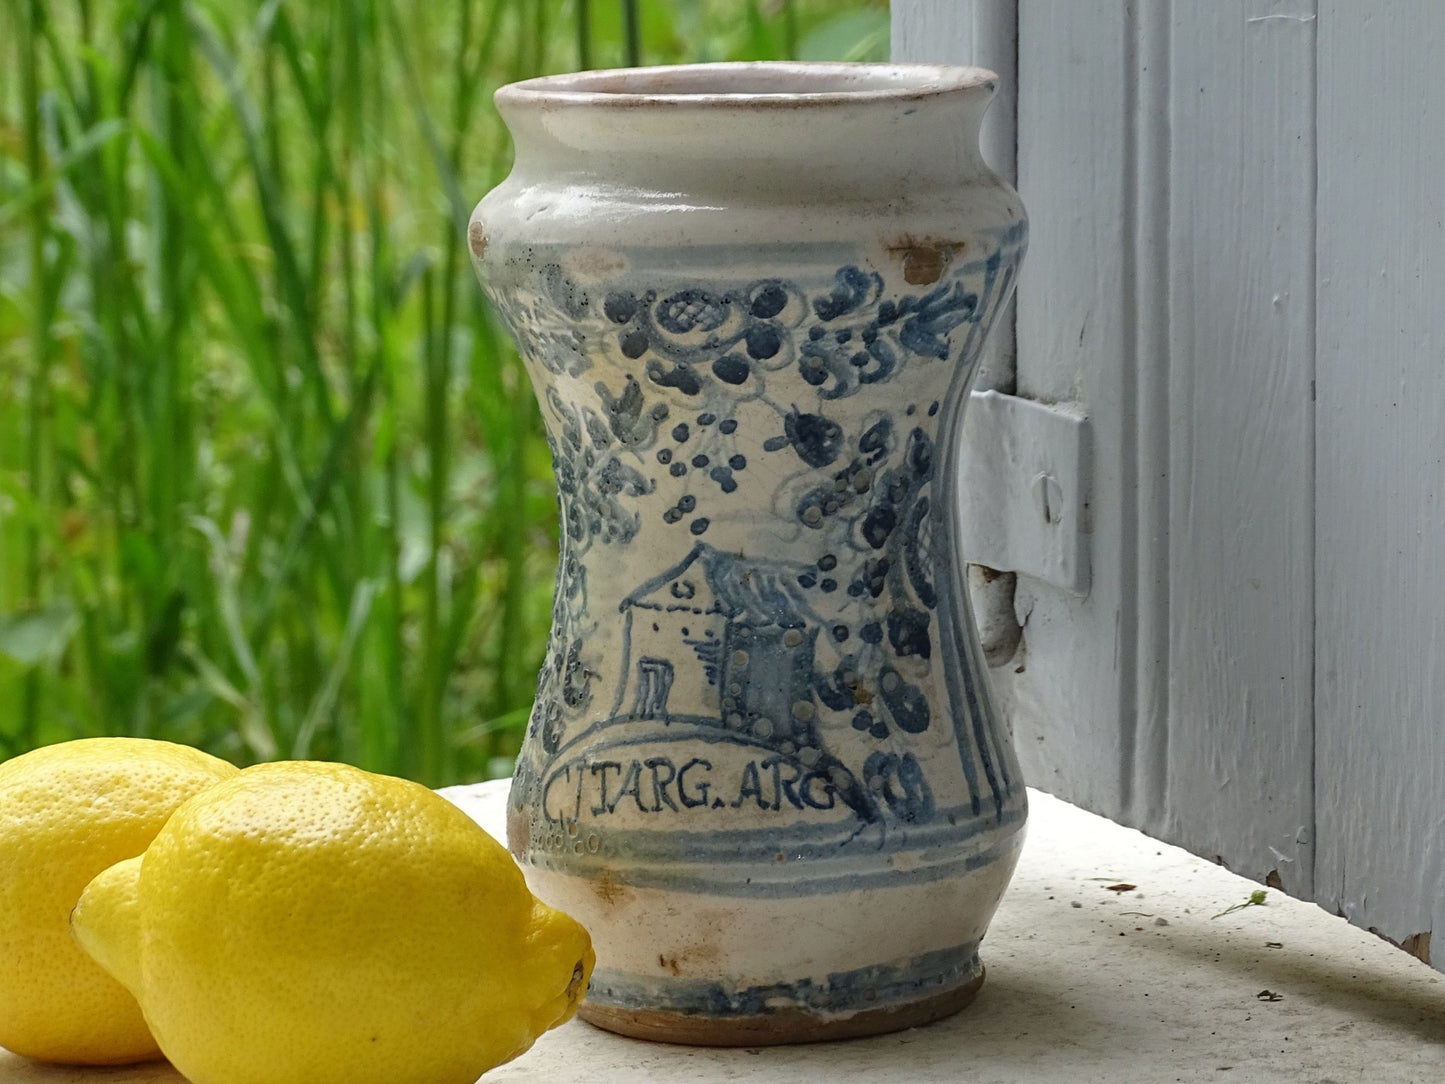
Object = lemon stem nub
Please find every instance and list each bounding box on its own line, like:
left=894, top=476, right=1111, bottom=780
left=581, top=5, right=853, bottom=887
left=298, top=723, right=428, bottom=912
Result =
left=71, top=856, right=146, bottom=995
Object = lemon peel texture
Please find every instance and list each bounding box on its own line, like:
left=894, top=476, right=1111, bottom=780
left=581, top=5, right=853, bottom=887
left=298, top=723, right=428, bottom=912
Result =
left=72, top=760, right=594, bottom=1084
left=0, top=737, right=238, bottom=1064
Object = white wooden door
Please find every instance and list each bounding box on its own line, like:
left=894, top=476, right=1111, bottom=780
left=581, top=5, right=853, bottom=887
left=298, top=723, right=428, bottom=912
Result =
left=895, top=0, right=1445, bottom=968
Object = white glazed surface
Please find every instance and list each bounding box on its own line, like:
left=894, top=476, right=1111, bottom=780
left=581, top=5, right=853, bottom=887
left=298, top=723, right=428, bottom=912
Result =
left=473, top=63, right=1023, bottom=250
left=471, top=63, right=1027, bottom=1029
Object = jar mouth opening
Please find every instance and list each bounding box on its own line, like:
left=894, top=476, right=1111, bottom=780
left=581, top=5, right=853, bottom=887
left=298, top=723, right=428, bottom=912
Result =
left=496, top=62, right=996, bottom=109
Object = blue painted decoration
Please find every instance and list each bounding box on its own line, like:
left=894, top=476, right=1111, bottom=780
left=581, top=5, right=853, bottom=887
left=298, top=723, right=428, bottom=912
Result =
left=484, top=225, right=1028, bottom=899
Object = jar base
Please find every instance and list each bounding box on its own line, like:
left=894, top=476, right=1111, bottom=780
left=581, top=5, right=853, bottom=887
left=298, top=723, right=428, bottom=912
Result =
left=577, top=966, right=985, bottom=1046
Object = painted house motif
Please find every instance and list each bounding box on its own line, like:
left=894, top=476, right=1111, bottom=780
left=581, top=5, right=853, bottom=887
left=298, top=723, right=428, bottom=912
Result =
left=615, top=542, right=822, bottom=749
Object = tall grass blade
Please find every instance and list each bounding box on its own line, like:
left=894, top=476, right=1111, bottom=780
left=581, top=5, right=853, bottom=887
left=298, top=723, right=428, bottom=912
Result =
left=0, top=0, right=886, bottom=779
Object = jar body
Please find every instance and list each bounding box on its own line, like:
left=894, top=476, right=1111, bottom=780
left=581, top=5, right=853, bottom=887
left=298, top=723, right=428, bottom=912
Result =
left=471, top=63, right=1027, bottom=1044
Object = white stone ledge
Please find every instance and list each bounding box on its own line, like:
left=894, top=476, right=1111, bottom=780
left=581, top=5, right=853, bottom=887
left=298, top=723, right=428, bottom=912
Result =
left=6, top=783, right=1442, bottom=1083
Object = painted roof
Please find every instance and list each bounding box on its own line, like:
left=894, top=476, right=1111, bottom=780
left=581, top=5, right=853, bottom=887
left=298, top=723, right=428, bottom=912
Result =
left=620, top=542, right=817, bottom=628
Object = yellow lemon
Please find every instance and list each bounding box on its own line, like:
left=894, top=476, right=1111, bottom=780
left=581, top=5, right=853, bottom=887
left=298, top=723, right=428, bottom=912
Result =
left=0, top=737, right=238, bottom=1064
left=72, top=760, right=593, bottom=1084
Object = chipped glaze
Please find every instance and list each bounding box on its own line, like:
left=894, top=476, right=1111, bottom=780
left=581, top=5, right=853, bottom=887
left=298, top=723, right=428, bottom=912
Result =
left=469, top=62, right=1027, bottom=1044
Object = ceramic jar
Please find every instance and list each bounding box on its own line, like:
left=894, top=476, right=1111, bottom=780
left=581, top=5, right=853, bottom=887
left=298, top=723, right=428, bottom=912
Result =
left=469, top=62, right=1027, bottom=1045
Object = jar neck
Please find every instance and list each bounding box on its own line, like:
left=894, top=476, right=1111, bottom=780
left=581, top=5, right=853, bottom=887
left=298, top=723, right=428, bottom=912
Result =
left=495, top=63, right=998, bottom=200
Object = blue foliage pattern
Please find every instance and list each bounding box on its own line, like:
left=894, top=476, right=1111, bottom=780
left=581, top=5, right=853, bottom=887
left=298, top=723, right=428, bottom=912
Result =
left=488, top=225, right=1026, bottom=830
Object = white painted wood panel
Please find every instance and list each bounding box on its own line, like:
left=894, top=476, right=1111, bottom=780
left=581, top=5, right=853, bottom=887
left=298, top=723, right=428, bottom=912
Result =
left=1316, top=1, right=1445, bottom=956
left=898, top=2, right=1318, bottom=887
left=899, top=0, right=1445, bottom=970
left=1159, top=1, right=1316, bottom=896
left=1000, top=0, right=1144, bottom=820
left=993, top=0, right=1318, bottom=887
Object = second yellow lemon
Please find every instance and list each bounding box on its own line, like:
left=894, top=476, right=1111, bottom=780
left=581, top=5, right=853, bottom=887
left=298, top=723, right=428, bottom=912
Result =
left=0, top=737, right=238, bottom=1064
left=72, top=760, right=594, bottom=1084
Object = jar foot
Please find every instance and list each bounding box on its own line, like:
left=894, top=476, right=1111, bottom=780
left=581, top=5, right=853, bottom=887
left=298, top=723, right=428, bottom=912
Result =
left=578, top=962, right=985, bottom=1046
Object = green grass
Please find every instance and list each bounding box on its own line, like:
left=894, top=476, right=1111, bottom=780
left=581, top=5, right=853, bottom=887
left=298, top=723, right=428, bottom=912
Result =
left=0, top=0, right=889, bottom=786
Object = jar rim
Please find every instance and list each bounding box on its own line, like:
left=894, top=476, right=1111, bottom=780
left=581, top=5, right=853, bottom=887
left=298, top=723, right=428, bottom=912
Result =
left=495, top=62, right=997, bottom=110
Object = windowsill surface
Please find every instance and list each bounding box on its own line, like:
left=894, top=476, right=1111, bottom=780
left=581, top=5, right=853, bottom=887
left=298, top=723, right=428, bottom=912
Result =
left=6, top=783, right=1442, bottom=1084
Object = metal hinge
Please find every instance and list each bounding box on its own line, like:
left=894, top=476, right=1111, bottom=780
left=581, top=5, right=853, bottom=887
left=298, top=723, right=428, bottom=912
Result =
left=955, top=389, right=1091, bottom=596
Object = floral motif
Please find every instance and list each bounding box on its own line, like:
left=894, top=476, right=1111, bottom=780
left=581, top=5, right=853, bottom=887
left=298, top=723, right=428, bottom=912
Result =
left=487, top=222, right=1026, bottom=825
